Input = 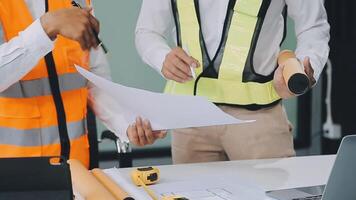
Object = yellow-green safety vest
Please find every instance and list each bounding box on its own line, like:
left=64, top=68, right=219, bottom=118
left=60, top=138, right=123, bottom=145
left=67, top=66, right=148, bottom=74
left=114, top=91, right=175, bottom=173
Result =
left=165, top=0, right=283, bottom=106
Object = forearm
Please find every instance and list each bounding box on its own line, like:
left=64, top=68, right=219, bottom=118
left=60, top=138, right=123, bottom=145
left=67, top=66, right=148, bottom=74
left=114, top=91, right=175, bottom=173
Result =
left=0, top=19, right=54, bottom=92
left=287, top=0, right=330, bottom=82
left=135, top=30, right=172, bottom=76
left=135, top=0, right=175, bottom=76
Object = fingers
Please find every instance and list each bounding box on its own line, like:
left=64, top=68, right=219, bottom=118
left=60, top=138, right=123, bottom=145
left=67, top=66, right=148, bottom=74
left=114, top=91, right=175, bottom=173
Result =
left=162, top=69, right=185, bottom=83
left=83, top=7, right=100, bottom=47
left=303, top=57, right=310, bottom=68
left=143, top=119, right=155, bottom=144
left=127, top=118, right=167, bottom=146
left=88, top=14, right=100, bottom=48
left=175, top=48, right=200, bottom=68
left=78, top=24, right=95, bottom=50
left=154, top=131, right=168, bottom=139
left=84, top=7, right=93, bottom=13
left=77, top=34, right=88, bottom=51
left=162, top=47, right=201, bottom=82
left=83, top=10, right=99, bottom=49
left=90, top=29, right=99, bottom=48
left=81, top=28, right=92, bottom=50
left=77, top=9, right=99, bottom=50
left=163, top=57, right=191, bottom=82
left=274, top=64, right=285, bottom=84
left=303, top=57, right=316, bottom=86
left=88, top=14, right=100, bottom=35
left=173, top=56, right=192, bottom=75
left=273, top=64, right=285, bottom=90
left=45, top=7, right=101, bottom=50
left=135, top=117, right=147, bottom=146
left=127, top=124, right=140, bottom=146
left=170, top=61, right=192, bottom=80
left=273, top=64, right=295, bottom=99
left=86, top=26, right=98, bottom=48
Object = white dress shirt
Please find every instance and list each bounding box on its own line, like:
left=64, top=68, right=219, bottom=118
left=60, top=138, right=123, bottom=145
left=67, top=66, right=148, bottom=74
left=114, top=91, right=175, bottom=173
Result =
left=0, top=0, right=129, bottom=142
left=135, top=0, right=330, bottom=82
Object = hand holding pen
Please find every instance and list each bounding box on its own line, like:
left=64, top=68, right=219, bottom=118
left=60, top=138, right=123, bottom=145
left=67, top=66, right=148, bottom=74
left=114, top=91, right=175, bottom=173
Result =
left=161, top=46, right=200, bottom=83
left=40, top=5, right=101, bottom=51
left=71, top=1, right=108, bottom=53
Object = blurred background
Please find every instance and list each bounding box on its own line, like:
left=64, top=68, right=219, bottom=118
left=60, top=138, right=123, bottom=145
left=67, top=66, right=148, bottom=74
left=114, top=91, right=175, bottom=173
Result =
left=90, top=0, right=354, bottom=168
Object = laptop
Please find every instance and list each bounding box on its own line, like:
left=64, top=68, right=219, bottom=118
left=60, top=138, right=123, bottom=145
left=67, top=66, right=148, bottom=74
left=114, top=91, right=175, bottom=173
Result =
left=267, top=135, right=356, bottom=200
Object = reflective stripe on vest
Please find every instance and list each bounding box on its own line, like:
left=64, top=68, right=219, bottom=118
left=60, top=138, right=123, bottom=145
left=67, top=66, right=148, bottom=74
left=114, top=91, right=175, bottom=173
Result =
left=0, top=119, right=86, bottom=146
left=0, top=73, right=87, bottom=98
left=165, top=0, right=281, bottom=106
left=0, top=0, right=91, bottom=167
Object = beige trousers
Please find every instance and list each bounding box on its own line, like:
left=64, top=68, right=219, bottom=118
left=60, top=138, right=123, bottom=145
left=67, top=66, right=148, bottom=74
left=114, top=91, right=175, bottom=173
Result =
left=171, top=103, right=296, bottom=164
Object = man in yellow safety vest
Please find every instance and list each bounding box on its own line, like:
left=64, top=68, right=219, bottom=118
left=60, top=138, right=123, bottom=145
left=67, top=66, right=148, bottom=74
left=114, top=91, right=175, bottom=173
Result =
left=135, top=0, right=330, bottom=163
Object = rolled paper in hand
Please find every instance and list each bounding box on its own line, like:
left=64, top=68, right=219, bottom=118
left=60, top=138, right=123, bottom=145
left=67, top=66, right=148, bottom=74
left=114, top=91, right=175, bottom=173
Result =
left=278, top=50, right=310, bottom=95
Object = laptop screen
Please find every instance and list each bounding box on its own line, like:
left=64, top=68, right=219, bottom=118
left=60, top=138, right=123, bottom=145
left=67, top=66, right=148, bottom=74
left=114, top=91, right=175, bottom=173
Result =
left=322, top=136, right=356, bottom=200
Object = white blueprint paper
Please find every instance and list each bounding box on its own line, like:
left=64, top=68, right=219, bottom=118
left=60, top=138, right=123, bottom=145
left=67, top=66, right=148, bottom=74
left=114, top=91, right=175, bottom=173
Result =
left=151, top=176, right=267, bottom=200
left=76, top=65, right=251, bottom=131
left=103, top=168, right=267, bottom=200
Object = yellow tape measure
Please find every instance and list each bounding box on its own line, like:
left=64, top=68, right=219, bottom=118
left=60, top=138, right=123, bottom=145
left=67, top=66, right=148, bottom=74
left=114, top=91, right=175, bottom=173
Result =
left=131, top=167, right=188, bottom=200
left=131, top=167, right=160, bottom=186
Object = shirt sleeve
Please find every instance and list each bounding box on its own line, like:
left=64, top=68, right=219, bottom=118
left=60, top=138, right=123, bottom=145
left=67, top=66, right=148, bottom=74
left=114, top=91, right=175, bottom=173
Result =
left=0, top=19, right=54, bottom=92
left=286, top=0, right=330, bottom=82
left=135, top=0, right=175, bottom=76
left=87, top=48, right=129, bottom=142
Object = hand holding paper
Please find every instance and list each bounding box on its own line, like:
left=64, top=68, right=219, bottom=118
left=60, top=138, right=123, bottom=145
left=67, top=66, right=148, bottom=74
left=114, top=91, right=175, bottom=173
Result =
left=127, top=117, right=167, bottom=146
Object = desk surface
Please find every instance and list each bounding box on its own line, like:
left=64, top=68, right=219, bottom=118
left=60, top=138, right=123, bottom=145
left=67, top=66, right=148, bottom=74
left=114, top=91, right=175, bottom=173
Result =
left=106, top=155, right=336, bottom=199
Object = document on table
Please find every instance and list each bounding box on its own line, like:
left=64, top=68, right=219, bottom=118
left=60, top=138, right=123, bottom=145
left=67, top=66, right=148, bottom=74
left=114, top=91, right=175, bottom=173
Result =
left=76, top=65, right=252, bottom=131
left=104, top=168, right=267, bottom=200
left=151, top=178, right=267, bottom=200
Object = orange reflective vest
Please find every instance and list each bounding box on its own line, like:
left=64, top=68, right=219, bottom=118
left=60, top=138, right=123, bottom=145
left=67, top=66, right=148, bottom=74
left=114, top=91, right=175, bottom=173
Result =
left=0, top=0, right=91, bottom=168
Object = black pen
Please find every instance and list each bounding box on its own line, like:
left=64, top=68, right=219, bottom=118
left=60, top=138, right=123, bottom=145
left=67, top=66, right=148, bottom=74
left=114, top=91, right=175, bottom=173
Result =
left=71, top=1, right=108, bottom=54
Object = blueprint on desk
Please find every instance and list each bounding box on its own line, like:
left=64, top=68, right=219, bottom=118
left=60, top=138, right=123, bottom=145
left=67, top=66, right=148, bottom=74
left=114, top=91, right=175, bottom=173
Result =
left=104, top=168, right=267, bottom=200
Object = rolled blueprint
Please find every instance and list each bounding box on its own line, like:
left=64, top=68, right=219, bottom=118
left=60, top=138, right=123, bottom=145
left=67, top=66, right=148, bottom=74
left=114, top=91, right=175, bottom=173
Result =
left=278, top=50, right=310, bottom=95
left=68, top=159, right=116, bottom=200
left=92, top=168, right=135, bottom=200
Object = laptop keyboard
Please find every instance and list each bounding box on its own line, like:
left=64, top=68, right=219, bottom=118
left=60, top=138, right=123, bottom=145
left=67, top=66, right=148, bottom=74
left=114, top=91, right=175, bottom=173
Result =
left=292, top=195, right=322, bottom=200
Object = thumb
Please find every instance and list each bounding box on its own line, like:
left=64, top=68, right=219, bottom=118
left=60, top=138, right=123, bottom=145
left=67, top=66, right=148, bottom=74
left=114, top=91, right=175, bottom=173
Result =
left=303, top=57, right=310, bottom=69
left=191, top=58, right=200, bottom=68
left=154, top=131, right=167, bottom=139
left=275, top=63, right=285, bottom=79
